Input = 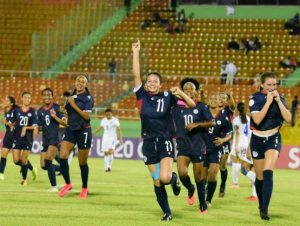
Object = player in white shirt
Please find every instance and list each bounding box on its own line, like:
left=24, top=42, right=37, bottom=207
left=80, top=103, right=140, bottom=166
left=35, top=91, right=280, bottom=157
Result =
left=231, top=102, right=257, bottom=200
left=94, top=109, right=123, bottom=172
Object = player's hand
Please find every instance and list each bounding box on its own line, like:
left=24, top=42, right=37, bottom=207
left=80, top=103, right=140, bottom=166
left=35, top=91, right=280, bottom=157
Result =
left=185, top=123, right=197, bottom=131
left=272, top=90, right=280, bottom=103
left=21, top=127, right=26, bottom=137
left=132, top=40, right=140, bottom=52
left=213, top=137, right=224, bottom=146
left=170, top=87, right=182, bottom=96
left=266, top=91, right=274, bottom=104
left=50, top=108, right=56, bottom=117
left=68, top=96, right=76, bottom=107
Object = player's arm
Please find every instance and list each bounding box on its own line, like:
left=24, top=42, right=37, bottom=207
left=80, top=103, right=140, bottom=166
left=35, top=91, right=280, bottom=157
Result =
left=186, top=120, right=215, bottom=131
left=117, top=126, right=123, bottom=144
left=93, top=126, right=103, bottom=135
left=234, top=125, right=240, bottom=155
left=227, top=92, right=236, bottom=112
left=21, top=124, right=38, bottom=137
left=251, top=92, right=273, bottom=125
left=132, top=40, right=142, bottom=88
left=170, top=87, right=196, bottom=108
left=273, top=91, right=291, bottom=123
left=213, top=132, right=232, bottom=147
left=68, top=96, right=90, bottom=121
left=50, top=109, right=68, bottom=127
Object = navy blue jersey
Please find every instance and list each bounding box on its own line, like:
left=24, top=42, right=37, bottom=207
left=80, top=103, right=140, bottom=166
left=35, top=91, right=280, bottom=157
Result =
left=4, top=106, right=18, bottom=131
left=204, top=111, right=232, bottom=151
left=172, top=102, right=213, bottom=155
left=10, top=107, right=37, bottom=142
left=37, top=102, right=64, bottom=146
left=249, top=92, right=288, bottom=131
left=65, top=92, right=94, bottom=131
left=221, top=105, right=234, bottom=122
left=135, top=85, right=177, bottom=140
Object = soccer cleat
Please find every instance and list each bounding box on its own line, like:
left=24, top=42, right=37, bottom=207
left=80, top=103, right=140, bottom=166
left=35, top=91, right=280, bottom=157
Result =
left=219, top=186, right=225, bottom=197
left=260, top=210, right=270, bottom=221
left=47, top=186, right=59, bottom=192
left=161, top=213, right=172, bottom=221
left=79, top=188, right=88, bottom=199
left=21, top=180, right=27, bottom=186
left=231, top=183, right=240, bottom=188
left=0, top=173, right=4, bottom=180
left=187, top=184, right=195, bottom=205
left=58, top=183, right=72, bottom=197
left=246, top=196, right=258, bottom=201
left=32, top=167, right=38, bottom=181
left=171, top=172, right=181, bottom=196
left=107, top=167, right=111, bottom=172
left=206, top=201, right=212, bottom=208
left=199, top=209, right=208, bottom=214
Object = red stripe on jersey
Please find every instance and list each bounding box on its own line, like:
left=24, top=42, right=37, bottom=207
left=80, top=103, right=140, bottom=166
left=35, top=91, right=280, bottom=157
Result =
left=137, top=99, right=143, bottom=113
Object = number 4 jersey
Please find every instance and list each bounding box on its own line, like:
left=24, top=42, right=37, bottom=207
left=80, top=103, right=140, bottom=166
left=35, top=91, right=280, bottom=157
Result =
left=37, top=103, right=64, bottom=146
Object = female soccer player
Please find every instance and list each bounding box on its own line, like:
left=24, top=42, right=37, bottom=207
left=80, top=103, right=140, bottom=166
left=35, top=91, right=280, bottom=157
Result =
left=132, top=40, right=195, bottom=221
left=0, top=96, right=19, bottom=180
left=10, top=92, right=38, bottom=185
left=231, top=102, right=257, bottom=200
left=172, top=78, right=215, bottom=213
left=37, top=88, right=65, bottom=192
left=202, top=93, right=232, bottom=209
left=218, top=92, right=235, bottom=197
left=249, top=72, right=291, bottom=220
left=93, top=108, right=123, bottom=172
left=57, top=75, right=94, bottom=199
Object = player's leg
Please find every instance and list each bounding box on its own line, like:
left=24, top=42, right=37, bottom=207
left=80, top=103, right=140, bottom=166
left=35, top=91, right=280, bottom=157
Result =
left=20, top=150, right=31, bottom=185
left=107, top=149, right=114, bottom=171
left=78, top=148, right=90, bottom=199
left=177, top=155, right=194, bottom=204
left=219, top=152, right=229, bottom=197
left=0, top=148, right=10, bottom=180
left=206, top=163, right=219, bottom=206
left=45, top=145, right=60, bottom=191
left=193, top=160, right=206, bottom=212
left=231, top=154, right=241, bottom=188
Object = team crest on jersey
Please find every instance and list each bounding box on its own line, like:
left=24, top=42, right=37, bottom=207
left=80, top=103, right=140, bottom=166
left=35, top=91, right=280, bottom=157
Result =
left=28, top=113, right=32, bottom=117
left=193, top=109, right=199, bottom=114
left=217, top=120, right=221, bottom=125
left=249, top=99, right=254, bottom=107
left=164, top=91, right=168, bottom=96
left=252, top=151, right=258, bottom=158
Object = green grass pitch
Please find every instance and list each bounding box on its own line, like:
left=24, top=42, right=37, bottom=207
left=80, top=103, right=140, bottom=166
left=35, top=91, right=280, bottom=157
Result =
left=0, top=155, right=299, bottom=226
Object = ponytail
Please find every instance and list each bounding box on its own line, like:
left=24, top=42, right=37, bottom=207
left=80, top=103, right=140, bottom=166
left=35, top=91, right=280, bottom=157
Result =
left=237, top=102, right=247, bottom=124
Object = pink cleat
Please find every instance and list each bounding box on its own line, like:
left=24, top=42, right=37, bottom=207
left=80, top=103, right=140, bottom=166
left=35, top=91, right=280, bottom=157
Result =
left=58, top=184, right=72, bottom=197
left=199, top=209, right=208, bottom=215
left=79, top=188, right=88, bottom=199
left=187, top=193, right=195, bottom=205
left=246, top=196, right=258, bottom=201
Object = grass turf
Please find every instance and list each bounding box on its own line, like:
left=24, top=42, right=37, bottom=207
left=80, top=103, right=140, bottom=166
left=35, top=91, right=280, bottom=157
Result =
left=0, top=155, right=299, bottom=226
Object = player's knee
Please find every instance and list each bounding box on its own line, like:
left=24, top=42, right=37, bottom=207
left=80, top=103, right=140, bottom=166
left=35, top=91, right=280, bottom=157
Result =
left=14, top=160, right=21, bottom=165
left=160, top=176, right=170, bottom=185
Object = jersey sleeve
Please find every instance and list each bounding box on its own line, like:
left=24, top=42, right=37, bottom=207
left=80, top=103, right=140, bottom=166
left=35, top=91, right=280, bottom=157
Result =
left=280, top=95, right=289, bottom=109
left=115, top=118, right=120, bottom=127
left=55, top=105, right=64, bottom=119
left=82, top=95, right=94, bottom=112
left=170, top=92, right=178, bottom=107
left=134, top=84, right=147, bottom=100
left=200, top=104, right=213, bottom=121
left=249, top=94, right=261, bottom=113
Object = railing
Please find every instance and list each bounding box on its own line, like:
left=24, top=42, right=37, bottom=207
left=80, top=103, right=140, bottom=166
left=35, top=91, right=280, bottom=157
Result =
left=178, top=0, right=300, bottom=5
left=32, top=0, right=124, bottom=71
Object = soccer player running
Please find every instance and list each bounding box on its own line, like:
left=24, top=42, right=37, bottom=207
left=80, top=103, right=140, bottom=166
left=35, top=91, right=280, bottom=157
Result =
left=132, top=40, right=196, bottom=221
left=93, top=108, right=123, bottom=172
left=249, top=72, right=291, bottom=220
left=173, top=78, right=215, bottom=214
left=203, top=93, right=232, bottom=208
left=0, top=96, right=19, bottom=180
left=10, top=92, right=38, bottom=185
left=231, top=102, right=257, bottom=200
left=57, top=75, right=94, bottom=199
left=218, top=92, right=235, bottom=197
left=37, top=88, right=65, bottom=192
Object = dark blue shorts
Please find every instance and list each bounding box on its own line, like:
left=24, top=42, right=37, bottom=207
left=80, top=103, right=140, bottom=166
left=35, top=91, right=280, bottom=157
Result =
left=63, top=127, right=92, bottom=149
left=203, top=149, right=221, bottom=167
left=41, top=144, right=59, bottom=153
left=13, top=140, right=33, bottom=151
left=142, top=138, right=175, bottom=165
left=250, top=132, right=281, bottom=160
left=220, top=143, right=230, bottom=155
left=176, top=138, right=205, bottom=163
left=2, top=131, right=14, bottom=149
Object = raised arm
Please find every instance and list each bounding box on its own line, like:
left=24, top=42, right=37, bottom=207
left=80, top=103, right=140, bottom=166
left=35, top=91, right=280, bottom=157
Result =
left=132, top=40, right=142, bottom=88
left=227, top=92, right=236, bottom=112
left=251, top=92, right=273, bottom=125
left=170, top=87, right=196, bottom=108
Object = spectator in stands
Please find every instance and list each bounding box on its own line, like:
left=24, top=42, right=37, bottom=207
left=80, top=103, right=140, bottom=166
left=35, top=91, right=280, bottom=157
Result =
left=291, top=95, right=299, bottom=127
left=225, top=61, right=238, bottom=85
left=153, top=12, right=169, bottom=27
left=249, top=37, right=262, bottom=51
left=225, top=0, right=235, bottom=16
left=279, top=56, right=298, bottom=71
left=284, top=13, right=299, bottom=29
left=220, top=61, right=228, bottom=84
left=166, top=19, right=175, bottom=33
left=177, top=9, right=188, bottom=24
left=239, top=38, right=252, bottom=55
left=108, top=58, right=117, bottom=81
left=227, top=38, right=240, bottom=50
left=141, top=19, right=151, bottom=30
